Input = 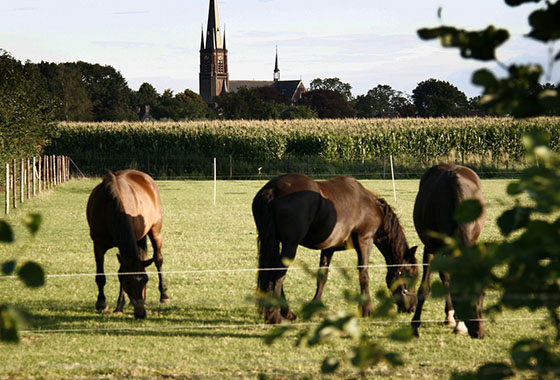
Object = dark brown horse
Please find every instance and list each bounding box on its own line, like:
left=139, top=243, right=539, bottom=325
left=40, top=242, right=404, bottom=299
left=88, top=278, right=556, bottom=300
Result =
left=252, top=173, right=418, bottom=324
left=411, top=164, right=486, bottom=338
left=86, top=169, right=169, bottom=319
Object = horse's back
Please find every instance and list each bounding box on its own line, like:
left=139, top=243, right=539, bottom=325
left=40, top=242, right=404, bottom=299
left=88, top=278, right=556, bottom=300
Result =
left=414, top=164, right=485, bottom=247
left=87, top=170, right=162, bottom=245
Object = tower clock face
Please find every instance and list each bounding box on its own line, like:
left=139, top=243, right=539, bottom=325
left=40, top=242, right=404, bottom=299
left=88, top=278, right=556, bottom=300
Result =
left=217, top=54, right=223, bottom=64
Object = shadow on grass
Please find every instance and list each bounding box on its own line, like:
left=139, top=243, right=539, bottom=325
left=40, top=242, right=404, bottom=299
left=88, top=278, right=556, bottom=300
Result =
left=24, top=300, right=269, bottom=339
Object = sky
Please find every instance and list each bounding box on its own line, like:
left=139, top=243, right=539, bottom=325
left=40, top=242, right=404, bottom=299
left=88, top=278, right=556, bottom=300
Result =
left=1, top=0, right=558, bottom=98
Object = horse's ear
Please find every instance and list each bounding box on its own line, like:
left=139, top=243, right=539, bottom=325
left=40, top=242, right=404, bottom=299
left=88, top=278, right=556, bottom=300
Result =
left=117, top=253, right=126, bottom=265
left=143, top=258, right=154, bottom=267
left=409, top=246, right=418, bottom=256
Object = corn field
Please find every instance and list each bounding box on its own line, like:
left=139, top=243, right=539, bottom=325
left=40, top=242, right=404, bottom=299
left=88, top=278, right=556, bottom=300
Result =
left=45, top=117, right=560, bottom=178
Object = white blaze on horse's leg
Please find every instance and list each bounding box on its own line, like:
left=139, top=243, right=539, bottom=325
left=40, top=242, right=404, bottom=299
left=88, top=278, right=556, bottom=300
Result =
left=213, top=157, right=217, bottom=206
left=390, top=154, right=396, bottom=201
left=5, top=163, right=9, bottom=215
left=446, top=310, right=457, bottom=327
left=454, top=321, right=468, bottom=335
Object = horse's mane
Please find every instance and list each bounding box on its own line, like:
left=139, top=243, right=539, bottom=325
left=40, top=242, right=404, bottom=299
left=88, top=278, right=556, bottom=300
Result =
left=103, top=171, right=125, bottom=213
left=375, top=197, right=412, bottom=264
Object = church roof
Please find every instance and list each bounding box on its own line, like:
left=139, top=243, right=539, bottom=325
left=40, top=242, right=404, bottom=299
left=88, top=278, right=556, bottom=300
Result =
left=229, top=80, right=274, bottom=92
left=272, top=80, right=303, bottom=100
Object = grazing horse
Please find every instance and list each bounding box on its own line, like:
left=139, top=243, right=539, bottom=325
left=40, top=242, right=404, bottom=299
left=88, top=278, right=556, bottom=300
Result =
left=86, top=169, right=169, bottom=319
left=252, top=173, right=418, bottom=324
left=411, top=164, right=486, bottom=338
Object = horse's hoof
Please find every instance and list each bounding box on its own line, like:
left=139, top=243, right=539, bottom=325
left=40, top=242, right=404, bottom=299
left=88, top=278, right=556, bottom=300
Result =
left=453, top=322, right=468, bottom=335
left=160, top=297, right=171, bottom=304
left=96, top=304, right=108, bottom=313
left=283, top=310, right=297, bottom=321
left=113, top=309, right=124, bottom=314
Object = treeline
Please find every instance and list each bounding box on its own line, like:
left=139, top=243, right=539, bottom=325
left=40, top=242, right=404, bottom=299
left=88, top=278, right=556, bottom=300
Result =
left=3, top=50, right=560, bottom=125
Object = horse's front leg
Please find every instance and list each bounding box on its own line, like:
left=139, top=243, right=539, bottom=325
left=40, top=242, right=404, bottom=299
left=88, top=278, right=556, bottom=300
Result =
left=94, top=243, right=108, bottom=312
left=279, top=242, right=298, bottom=321
left=312, top=249, right=335, bottom=302
left=355, top=237, right=374, bottom=317
left=149, top=228, right=170, bottom=303
left=411, top=250, right=434, bottom=337
left=114, top=279, right=126, bottom=313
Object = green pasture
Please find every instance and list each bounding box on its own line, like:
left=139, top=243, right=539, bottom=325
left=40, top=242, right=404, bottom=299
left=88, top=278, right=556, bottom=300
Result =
left=0, top=177, right=553, bottom=379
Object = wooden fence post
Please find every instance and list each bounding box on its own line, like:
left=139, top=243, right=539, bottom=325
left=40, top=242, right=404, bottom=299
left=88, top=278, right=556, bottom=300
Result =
left=12, top=159, right=17, bottom=209
left=5, top=163, right=9, bottom=215
left=20, top=158, right=24, bottom=204
left=27, top=158, right=31, bottom=200
left=32, top=157, right=36, bottom=197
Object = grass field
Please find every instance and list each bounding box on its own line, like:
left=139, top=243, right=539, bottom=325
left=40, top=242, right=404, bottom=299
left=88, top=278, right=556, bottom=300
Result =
left=0, top=177, right=553, bottom=379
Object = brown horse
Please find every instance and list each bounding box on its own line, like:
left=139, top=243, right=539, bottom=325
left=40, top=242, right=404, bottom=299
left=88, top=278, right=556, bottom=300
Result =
left=411, top=164, right=486, bottom=338
left=86, top=169, right=169, bottom=319
left=252, top=173, right=418, bottom=324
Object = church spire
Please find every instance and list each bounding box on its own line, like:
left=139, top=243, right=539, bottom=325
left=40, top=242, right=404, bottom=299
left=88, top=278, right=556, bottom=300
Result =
left=205, top=0, right=222, bottom=50
left=200, top=25, right=205, bottom=51
left=274, top=46, right=280, bottom=82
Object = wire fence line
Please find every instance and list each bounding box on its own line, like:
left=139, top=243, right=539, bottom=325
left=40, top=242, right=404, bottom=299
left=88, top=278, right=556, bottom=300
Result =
left=0, top=263, right=429, bottom=280
left=19, top=316, right=549, bottom=335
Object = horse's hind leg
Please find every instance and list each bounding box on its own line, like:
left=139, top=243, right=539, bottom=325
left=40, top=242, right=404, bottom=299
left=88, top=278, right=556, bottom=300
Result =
left=94, top=243, right=108, bottom=312
left=278, top=242, right=298, bottom=321
left=312, top=249, right=335, bottom=302
left=149, top=227, right=170, bottom=303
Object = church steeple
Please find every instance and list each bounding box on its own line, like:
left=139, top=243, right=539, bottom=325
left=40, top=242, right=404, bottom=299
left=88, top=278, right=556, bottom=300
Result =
left=199, top=0, right=229, bottom=102
left=274, top=46, right=280, bottom=82
left=205, top=0, right=222, bottom=50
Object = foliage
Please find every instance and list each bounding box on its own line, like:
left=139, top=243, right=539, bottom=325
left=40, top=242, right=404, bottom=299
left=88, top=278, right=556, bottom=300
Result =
left=0, top=51, right=57, bottom=165
left=309, top=77, right=353, bottom=102
left=279, top=105, right=318, bottom=120
left=298, top=89, right=356, bottom=119
left=354, top=84, right=415, bottom=118
left=0, top=214, right=44, bottom=344
left=214, top=87, right=286, bottom=120
left=412, top=78, right=469, bottom=117
left=419, top=1, right=560, bottom=378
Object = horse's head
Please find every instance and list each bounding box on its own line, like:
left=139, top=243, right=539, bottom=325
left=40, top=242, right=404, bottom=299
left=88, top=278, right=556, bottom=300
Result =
left=454, top=291, right=486, bottom=339
left=387, top=246, right=419, bottom=313
left=117, top=254, right=154, bottom=319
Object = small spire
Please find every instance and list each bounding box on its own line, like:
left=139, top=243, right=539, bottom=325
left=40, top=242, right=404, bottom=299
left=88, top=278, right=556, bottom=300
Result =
left=223, top=25, right=227, bottom=50
left=274, top=45, right=280, bottom=82
left=200, top=25, right=205, bottom=51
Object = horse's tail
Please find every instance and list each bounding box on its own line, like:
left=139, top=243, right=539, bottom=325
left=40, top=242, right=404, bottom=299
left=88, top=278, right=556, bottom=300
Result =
left=252, top=185, right=279, bottom=301
left=103, top=171, right=139, bottom=261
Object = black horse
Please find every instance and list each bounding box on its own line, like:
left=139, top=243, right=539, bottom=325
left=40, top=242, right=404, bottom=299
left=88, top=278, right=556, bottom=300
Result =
left=86, top=169, right=170, bottom=319
left=252, top=173, right=418, bottom=324
left=411, top=164, right=486, bottom=338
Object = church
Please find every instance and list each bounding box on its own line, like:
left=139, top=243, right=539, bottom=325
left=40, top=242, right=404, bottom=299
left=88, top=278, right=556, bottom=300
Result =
left=199, top=0, right=306, bottom=103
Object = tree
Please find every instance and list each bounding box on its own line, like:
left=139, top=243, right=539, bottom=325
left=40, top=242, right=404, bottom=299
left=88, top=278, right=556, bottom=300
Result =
left=72, top=62, right=137, bottom=121
left=298, top=89, right=356, bottom=119
left=173, top=89, right=213, bottom=120
left=0, top=51, right=56, bottom=164
left=37, top=62, right=94, bottom=121
left=354, top=84, right=415, bottom=118
left=214, top=87, right=285, bottom=120
left=279, top=105, right=318, bottom=120
left=412, top=79, right=469, bottom=117
left=134, top=82, right=159, bottom=109
left=309, top=77, right=353, bottom=102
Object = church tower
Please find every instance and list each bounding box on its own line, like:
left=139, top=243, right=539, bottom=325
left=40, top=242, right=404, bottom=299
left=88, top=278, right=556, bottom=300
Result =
left=199, top=0, right=229, bottom=102
left=273, top=47, right=280, bottom=82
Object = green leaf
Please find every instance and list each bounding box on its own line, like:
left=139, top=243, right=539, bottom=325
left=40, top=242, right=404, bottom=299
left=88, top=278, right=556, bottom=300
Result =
left=430, top=280, right=449, bottom=298
left=472, top=69, right=497, bottom=87
left=0, top=221, right=14, bottom=243
left=1, top=261, right=16, bottom=275
left=497, top=207, right=531, bottom=236
left=300, top=300, right=326, bottom=321
left=389, top=327, right=414, bottom=342
left=24, top=214, right=42, bottom=236
left=0, top=306, right=20, bottom=343
left=454, top=199, right=483, bottom=223
left=17, top=261, right=45, bottom=288
left=476, top=362, right=514, bottom=380
left=527, top=2, right=560, bottom=42
left=320, top=356, right=340, bottom=374
left=383, top=352, right=404, bottom=367
left=505, top=0, right=541, bottom=6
